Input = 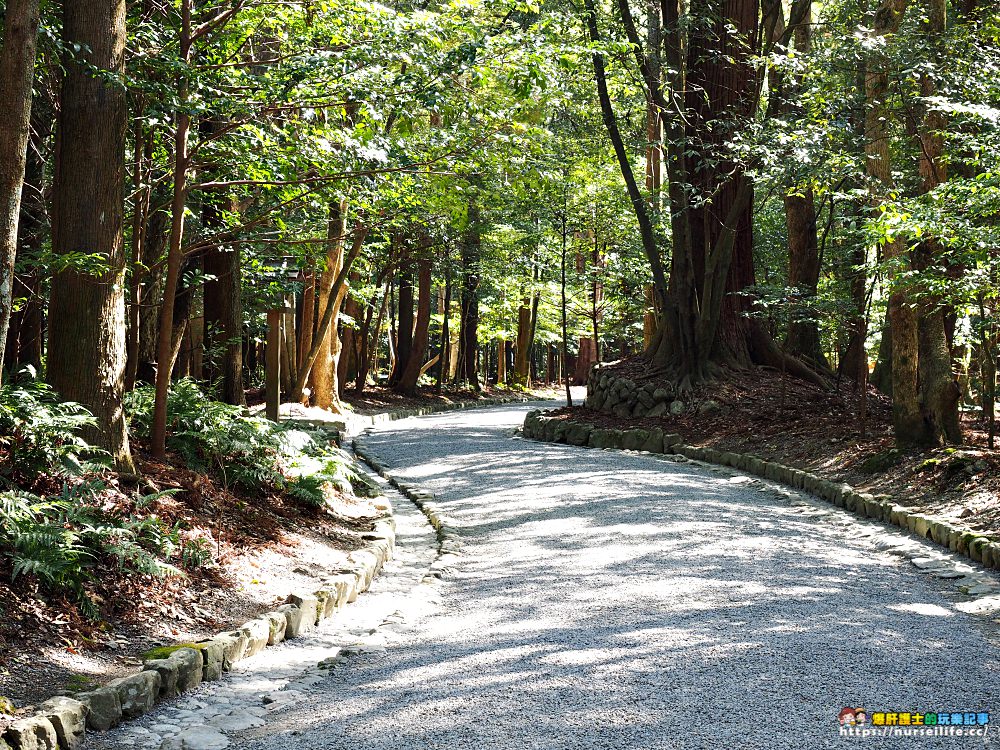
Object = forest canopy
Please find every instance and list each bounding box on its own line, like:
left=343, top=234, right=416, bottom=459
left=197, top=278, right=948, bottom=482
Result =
left=0, top=0, right=997, bottom=467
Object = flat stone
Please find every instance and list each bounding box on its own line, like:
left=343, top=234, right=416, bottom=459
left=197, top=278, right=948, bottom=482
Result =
left=158, top=725, right=229, bottom=750
left=38, top=696, right=88, bottom=749
left=206, top=710, right=265, bottom=732
left=955, top=595, right=1000, bottom=615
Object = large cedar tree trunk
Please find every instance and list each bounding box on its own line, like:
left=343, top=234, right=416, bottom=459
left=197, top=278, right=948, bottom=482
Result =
left=783, top=188, right=827, bottom=367
left=48, top=0, right=134, bottom=472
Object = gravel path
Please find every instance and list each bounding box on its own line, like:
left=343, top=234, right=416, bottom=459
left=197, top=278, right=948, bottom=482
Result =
left=90, top=401, right=999, bottom=749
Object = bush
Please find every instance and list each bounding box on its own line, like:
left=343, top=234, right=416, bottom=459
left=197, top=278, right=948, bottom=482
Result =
left=0, top=369, right=109, bottom=480
left=125, top=379, right=376, bottom=505
left=0, top=481, right=183, bottom=618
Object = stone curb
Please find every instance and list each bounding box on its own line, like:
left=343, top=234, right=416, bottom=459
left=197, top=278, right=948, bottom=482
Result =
left=3, top=512, right=397, bottom=750
left=345, top=393, right=524, bottom=581
left=521, top=410, right=1000, bottom=573
left=353, top=438, right=462, bottom=583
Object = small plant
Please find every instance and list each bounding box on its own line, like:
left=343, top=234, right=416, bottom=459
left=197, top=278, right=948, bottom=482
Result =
left=181, top=537, right=214, bottom=570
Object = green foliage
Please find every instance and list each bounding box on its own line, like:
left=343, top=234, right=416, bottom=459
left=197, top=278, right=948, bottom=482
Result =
left=0, top=369, right=109, bottom=480
left=125, top=379, right=374, bottom=506
left=180, top=537, right=214, bottom=571
left=0, top=481, right=183, bottom=618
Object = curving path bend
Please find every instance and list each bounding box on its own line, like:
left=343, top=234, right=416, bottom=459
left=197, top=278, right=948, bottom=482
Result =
left=93, top=400, right=1000, bottom=750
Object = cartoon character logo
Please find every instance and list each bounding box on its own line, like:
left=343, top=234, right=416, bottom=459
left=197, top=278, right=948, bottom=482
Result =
left=855, top=709, right=868, bottom=726
left=840, top=708, right=857, bottom=726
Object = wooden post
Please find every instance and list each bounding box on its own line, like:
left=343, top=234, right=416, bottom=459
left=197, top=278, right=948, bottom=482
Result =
left=266, top=308, right=282, bottom=422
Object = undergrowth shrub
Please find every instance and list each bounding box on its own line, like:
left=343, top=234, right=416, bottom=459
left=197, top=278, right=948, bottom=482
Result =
left=0, top=368, right=109, bottom=480
left=125, top=379, right=376, bottom=505
left=0, top=481, right=183, bottom=619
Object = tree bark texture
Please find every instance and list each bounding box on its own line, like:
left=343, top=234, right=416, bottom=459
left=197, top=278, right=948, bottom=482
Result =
left=308, top=200, right=347, bottom=409
left=395, top=257, right=432, bottom=395
left=48, top=0, right=134, bottom=471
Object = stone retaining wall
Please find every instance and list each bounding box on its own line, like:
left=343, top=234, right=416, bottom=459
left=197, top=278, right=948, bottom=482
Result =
left=1, top=517, right=395, bottom=750
left=522, top=409, right=1000, bottom=573
left=584, top=365, right=713, bottom=419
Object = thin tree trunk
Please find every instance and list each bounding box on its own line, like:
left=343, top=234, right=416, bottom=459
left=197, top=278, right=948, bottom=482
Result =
left=357, top=275, right=391, bottom=393
left=389, top=261, right=414, bottom=387
left=436, top=267, right=452, bottom=392
left=0, top=0, right=41, bottom=387
left=151, top=0, right=193, bottom=458
left=308, top=200, right=347, bottom=408
left=458, top=189, right=481, bottom=390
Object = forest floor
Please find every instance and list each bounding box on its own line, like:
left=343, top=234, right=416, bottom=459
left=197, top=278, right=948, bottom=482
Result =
left=544, top=366, right=1000, bottom=538
left=0, top=450, right=382, bottom=723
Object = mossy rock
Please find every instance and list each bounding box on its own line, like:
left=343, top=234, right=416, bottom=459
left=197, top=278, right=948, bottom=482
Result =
left=141, top=643, right=205, bottom=662
left=859, top=449, right=902, bottom=474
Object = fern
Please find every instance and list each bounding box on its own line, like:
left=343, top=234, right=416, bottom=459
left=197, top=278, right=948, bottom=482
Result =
left=1, top=481, right=185, bottom=619
left=0, top=368, right=109, bottom=481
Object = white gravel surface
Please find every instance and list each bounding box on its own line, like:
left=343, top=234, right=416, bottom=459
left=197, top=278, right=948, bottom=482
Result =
left=90, top=400, right=1000, bottom=749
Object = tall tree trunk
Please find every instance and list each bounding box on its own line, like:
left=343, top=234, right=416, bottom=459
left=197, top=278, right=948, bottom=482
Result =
left=357, top=274, right=390, bottom=393
left=914, top=0, right=961, bottom=444
left=203, top=244, right=245, bottom=405
left=863, top=0, right=924, bottom=446
left=783, top=188, right=827, bottom=367
left=389, top=261, right=414, bottom=387
left=48, top=0, right=134, bottom=472
left=395, top=258, right=432, bottom=395
left=292, top=222, right=368, bottom=404
left=0, top=0, right=41, bottom=386
left=308, top=200, right=347, bottom=409
left=513, top=297, right=534, bottom=386
left=298, top=260, right=316, bottom=373
left=125, top=124, right=151, bottom=392
left=3, top=95, right=49, bottom=374
left=137, top=207, right=169, bottom=385
left=436, top=267, right=452, bottom=392
left=337, top=270, right=362, bottom=397
left=457, top=192, right=481, bottom=390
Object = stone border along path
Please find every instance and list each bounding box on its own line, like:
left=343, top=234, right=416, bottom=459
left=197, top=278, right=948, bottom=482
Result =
left=522, top=409, right=1000, bottom=618
left=0, top=396, right=535, bottom=750
left=81, top=467, right=440, bottom=750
